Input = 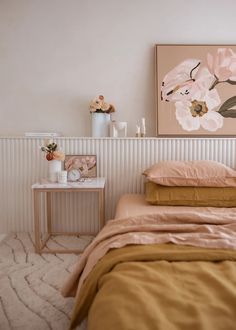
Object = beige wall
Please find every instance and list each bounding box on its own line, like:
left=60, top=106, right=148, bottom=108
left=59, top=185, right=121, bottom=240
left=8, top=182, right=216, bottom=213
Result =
left=1, top=0, right=236, bottom=137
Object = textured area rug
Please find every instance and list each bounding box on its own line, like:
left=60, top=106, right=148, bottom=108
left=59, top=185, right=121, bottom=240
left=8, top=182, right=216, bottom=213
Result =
left=0, top=233, right=92, bottom=330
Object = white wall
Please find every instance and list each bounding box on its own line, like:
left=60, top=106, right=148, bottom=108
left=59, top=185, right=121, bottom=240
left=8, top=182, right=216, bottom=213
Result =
left=1, top=0, right=236, bottom=137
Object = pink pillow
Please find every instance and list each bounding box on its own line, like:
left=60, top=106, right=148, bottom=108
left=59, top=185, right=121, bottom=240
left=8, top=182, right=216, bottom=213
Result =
left=143, top=160, right=236, bottom=187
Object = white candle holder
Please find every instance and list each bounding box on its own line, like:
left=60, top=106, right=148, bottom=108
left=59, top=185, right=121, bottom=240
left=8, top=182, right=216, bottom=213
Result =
left=110, top=121, right=127, bottom=137
left=58, top=171, right=68, bottom=184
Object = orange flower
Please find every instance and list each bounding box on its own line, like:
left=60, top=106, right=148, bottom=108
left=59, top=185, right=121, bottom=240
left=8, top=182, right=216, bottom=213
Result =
left=53, top=151, right=65, bottom=161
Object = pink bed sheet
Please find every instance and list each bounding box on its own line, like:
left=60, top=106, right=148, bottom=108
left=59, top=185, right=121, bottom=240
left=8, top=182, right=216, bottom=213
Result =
left=62, top=206, right=236, bottom=299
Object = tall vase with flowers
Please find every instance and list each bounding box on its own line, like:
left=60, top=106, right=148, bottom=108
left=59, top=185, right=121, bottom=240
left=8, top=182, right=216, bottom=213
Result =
left=41, top=140, right=65, bottom=182
left=89, top=95, right=115, bottom=137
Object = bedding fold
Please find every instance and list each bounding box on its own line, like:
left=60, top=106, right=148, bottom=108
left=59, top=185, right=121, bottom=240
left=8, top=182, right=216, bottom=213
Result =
left=62, top=207, right=236, bottom=299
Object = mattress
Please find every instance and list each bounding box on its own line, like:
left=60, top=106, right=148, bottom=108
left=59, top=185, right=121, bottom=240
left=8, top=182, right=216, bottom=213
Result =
left=114, top=193, right=214, bottom=219
left=114, top=194, right=162, bottom=218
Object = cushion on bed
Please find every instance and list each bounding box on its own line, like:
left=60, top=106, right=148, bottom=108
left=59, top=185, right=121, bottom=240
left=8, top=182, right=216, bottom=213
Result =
left=143, top=160, right=236, bottom=187
left=145, top=181, right=236, bottom=207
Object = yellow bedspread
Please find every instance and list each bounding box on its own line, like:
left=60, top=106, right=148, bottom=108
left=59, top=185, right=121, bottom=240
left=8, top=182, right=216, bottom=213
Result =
left=70, top=244, right=236, bottom=330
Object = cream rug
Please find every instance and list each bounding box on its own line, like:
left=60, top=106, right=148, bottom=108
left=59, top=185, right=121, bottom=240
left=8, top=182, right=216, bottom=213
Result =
left=0, top=233, right=92, bottom=330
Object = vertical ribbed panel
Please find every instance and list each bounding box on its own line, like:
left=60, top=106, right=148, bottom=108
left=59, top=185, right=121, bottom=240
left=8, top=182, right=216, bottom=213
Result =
left=0, top=137, right=236, bottom=233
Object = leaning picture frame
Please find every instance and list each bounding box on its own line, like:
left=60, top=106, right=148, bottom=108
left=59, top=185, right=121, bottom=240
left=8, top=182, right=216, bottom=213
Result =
left=64, top=155, right=97, bottom=181
left=155, top=44, right=236, bottom=136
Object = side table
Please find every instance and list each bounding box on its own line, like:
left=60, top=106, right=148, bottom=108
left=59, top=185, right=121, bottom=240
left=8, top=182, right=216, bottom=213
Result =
left=32, top=177, right=105, bottom=254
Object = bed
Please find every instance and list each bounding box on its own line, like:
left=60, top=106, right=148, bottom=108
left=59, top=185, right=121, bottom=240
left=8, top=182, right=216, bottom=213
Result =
left=114, top=193, right=170, bottom=218
left=62, top=161, right=236, bottom=330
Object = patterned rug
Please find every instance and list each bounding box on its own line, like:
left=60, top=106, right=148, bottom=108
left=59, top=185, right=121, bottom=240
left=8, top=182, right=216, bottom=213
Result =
left=0, top=233, right=92, bottom=330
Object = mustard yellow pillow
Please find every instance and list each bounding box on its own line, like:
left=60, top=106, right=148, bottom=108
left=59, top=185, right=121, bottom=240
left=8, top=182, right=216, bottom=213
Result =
left=143, top=160, right=236, bottom=187
left=145, top=181, right=236, bottom=207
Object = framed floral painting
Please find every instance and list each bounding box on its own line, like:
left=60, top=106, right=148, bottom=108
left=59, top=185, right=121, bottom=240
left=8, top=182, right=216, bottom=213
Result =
left=156, top=44, right=236, bottom=136
left=64, top=155, right=97, bottom=181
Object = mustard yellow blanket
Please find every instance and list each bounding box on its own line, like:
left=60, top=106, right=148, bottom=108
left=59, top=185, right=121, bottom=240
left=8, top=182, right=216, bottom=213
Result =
left=70, top=244, right=236, bottom=330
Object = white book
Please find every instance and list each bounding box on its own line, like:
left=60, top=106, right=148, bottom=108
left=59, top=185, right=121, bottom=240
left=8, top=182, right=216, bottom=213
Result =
left=25, top=132, right=63, bottom=138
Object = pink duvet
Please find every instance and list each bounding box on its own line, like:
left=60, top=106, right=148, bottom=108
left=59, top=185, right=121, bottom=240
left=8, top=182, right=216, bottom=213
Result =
left=61, top=206, right=236, bottom=298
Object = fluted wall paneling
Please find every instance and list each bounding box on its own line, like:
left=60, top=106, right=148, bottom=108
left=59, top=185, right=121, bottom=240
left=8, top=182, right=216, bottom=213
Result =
left=0, top=137, right=236, bottom=233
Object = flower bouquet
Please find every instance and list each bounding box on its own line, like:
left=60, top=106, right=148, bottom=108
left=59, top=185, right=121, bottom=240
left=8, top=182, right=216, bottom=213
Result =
left=89, top=95, right=115, bottom=114
left=41, top=140, right=65, bottom=161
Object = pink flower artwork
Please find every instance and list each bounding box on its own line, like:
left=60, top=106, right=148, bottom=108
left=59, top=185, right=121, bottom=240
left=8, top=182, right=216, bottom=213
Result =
left=64, top=155, right=97, bottom=178
left=158, top=45, right=236, bottom=134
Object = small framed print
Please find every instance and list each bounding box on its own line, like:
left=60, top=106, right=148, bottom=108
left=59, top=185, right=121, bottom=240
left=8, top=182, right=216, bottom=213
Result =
left=64, top=155, right=97, bottom=181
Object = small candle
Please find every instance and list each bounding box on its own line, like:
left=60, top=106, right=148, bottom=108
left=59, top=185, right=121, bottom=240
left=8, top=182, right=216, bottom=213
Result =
left=136, top=125, right=141, bottom=137
left=58, top=171, right=67, bottom=184
left=141, top=118, right=146, bottom=137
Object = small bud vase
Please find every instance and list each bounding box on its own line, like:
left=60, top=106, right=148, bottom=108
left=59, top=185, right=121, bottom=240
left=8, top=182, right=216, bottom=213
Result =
left=48, top=160, right=62, bottom=182
left=91, top=112, right=111, bottom=137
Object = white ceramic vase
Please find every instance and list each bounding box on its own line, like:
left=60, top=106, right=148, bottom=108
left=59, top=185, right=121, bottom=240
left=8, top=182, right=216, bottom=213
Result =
left=91, top=112, right=111, bottom=137
left=48, top=160, right=62, bottom=182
